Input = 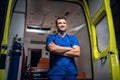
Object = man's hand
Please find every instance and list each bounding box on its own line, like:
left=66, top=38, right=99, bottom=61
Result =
left=63, top=46, right=80, bottom=57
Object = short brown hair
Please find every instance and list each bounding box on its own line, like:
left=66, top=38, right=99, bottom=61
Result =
left=55, top=16, right=67, bottom=25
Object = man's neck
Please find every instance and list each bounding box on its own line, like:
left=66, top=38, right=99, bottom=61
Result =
left=58, top=32, right=66, bottom=37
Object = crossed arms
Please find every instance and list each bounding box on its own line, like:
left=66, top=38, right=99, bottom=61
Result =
left=47, top=42, right=81, bottom=57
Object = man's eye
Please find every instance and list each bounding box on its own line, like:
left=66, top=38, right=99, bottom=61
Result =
left=58, top=22, right=62, bottom=24
left=63, top=22, right=66, bottom=24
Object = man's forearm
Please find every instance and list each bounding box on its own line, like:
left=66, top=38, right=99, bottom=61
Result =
left=52, top=45, right=72, bottom=53
left=47, top=42, right=72, bottom=53
left=63, top=46, right=80, bottom=57
left=47, top=43, right=80, bottom=57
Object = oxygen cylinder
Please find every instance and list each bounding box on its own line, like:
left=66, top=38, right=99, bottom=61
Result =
left=12, top=38, right=22, bottom=55
left=8, top=35, right=23, bottom=80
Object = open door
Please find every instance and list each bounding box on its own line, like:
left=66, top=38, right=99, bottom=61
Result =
left=0, top=0, right=16, bottom=80
left=83, top=0, right=120, bottom=80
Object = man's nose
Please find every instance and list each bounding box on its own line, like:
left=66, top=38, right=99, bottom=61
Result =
left=61, top=24, right=65, bottom=26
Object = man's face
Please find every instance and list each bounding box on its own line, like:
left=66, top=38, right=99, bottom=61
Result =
left=56, top=19, right=67, bottom=32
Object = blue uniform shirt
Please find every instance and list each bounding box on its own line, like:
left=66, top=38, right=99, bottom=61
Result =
left=46, top=33, right=80, bottom=75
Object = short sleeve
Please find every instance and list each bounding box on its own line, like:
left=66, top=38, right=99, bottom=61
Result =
left=46, top=34, right=54, bottom=45
left=70, top=36, right=80, bottom=46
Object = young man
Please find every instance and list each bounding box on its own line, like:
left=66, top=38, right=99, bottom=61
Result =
left=46, top=16, right=81, bottom=80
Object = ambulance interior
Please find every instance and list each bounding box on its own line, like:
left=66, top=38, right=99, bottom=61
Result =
left=6, top=0, right=120, bottom=80
left=23, top=0, right=91, bottom=79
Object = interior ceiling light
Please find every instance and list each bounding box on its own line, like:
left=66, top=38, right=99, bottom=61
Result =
left=26, top=26, right=51, bottom=33
left=68, top=23, right=86, bottom=35
left=70, top=23, right=86, bottom=31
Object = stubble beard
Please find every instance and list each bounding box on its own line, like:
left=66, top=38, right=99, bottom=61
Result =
left=58, top=28, right=67, bottom=35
